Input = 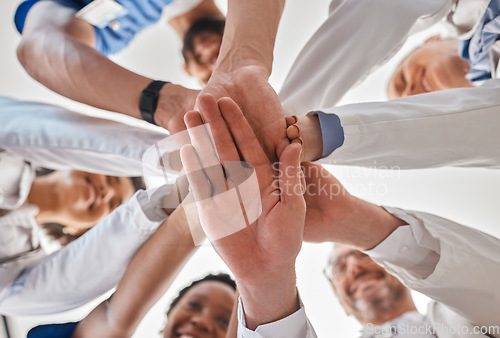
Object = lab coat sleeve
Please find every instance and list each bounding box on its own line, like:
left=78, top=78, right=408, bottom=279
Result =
left=317, top=80, right=500, bottom=169
left=0, top=96, right=168, bottom=176
left=0, top=188, right=170, bottom=315
left=237, top=295, right=317, bottom=338
left=279, top=0, right=453, bottom=115
left=366, top=206, right=500, bottom=328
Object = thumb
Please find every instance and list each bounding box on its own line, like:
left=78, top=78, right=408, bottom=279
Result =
left=279, top=143, right=305, bottom=205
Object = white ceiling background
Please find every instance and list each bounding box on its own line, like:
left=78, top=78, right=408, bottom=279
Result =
left=1, top=0, right=499, bottom=337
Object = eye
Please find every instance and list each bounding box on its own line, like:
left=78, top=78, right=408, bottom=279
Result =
left=217, top=316, right=229, bottom=328
left=334, top=261, right=346, bottom=276
left=187, top=301, right=202, bottom=311
left=400, top=71, right=406, bottom=86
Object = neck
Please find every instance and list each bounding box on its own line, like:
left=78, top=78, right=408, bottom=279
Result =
left=168, top=0, right=225, bottom=38
left=27, top=175, right=61, bottom=224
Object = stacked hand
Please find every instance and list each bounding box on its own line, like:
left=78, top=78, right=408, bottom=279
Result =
left=180, top=93, right=305, bottom=329
left=199, top=65, right=290, bottom=162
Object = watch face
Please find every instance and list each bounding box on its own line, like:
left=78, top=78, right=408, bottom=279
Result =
left=140, top=90, right=158, bottom=113
left=139, top=81, right=168, bottom=124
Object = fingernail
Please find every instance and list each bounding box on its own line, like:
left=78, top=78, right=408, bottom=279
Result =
left=286, top=124, right=300, bottom=139
left=285, top=115, right=298, bottom=127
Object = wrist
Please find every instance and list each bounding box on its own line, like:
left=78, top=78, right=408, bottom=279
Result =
left=335, top=198, right=406, bottom=250
left=155, top=83, right=199, bottom=133
left=237, top=267, right=298, bottom=330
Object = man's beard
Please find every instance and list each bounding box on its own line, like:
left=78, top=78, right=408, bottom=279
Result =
left=353, top=279, right=406, bottom=323
left=182, top=17, right=225, bottom=60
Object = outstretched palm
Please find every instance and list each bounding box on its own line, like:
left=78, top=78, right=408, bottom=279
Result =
left=180, top=94, right=305, bottom=282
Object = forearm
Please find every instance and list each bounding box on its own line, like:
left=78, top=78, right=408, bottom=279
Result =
left=76, top=205, right=197, bottom=337
left=18, top=4, right=146, bottom=118
left=215, top=0, right=285, bottom=75
left=0, top=190, right=167, bottom=316
left=0, top=97, right=167, bottom=176
left=328, top=197, right=406, bottom=251
left=365, top=208, right=500, bottom=328
left=167, top=0, right=224, bottom=39
left=296, top=82, right=500, bottom=168
left=104, top=206, right=196, bottom=335
left=18, top=2, right=196, bottom=128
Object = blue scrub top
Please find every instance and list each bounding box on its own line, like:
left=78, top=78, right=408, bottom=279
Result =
left=14, top=0, right=175, bottom=55
left=27, top=322, right=79, bottom=338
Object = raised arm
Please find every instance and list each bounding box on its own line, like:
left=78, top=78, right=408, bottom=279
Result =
left=17, top=1, right=197, bottom=132
left=288, top=81, right=500, bottom=169
left=167, top=0, right=224, bottom=39
left=198, top=0, right=289, bottom=161
left=301, top=162, right=500, bottom=328
left=0, top=189, right=170, bottom=315
left=0, top=97, right=169, bottom=176
left=73, top=203, right=197, bottom=337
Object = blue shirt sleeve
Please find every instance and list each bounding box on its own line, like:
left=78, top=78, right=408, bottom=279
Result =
left=314, top=111, right=345, bottom=158
left=14, top=0, right=175, bottom=56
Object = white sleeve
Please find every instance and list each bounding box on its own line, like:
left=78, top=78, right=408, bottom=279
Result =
left=318, top=80, right=500, bottom=169
left=0, top=97, right=168, bottom=176
left=0, top=188, right=170, bottom=316
left=366, top=206, right=500, bottom=328
left=279, top=0, right=453, bottom=115
left=237, top=295, right=317, bottom=338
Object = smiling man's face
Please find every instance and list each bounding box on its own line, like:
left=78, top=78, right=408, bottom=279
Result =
left=387, top=36, right=473, bottom=99
left=326, top=245, right=408, bottom=324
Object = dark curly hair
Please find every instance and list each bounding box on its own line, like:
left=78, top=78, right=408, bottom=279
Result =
left=166, top=273, right=236, bottom=315
left=182, top=17, right=226, bottom=65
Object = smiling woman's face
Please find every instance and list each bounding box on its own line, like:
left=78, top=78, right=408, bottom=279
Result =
left=388, top=36, right=473, bottom=99
left=162, top=281, right=236, bottom=338
left=51, top=171, right=135, bottom=231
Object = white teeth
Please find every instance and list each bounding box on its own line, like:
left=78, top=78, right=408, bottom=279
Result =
left=422, top=76, right=432, bottom=92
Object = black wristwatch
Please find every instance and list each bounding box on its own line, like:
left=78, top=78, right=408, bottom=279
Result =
left=139, top=80, right=169, bottom=125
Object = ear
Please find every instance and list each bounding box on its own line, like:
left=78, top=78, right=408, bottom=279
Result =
left=182, top=62, right=192, bottom=76
left=424, top=35, right=441, bottom=44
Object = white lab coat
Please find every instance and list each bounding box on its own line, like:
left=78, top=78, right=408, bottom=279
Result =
left=278, top=0, right=500, bottom=170
left=237, top=207, right=500, bottom=338
left=237, top=0, right=500, bottom=336
left=0, top=97, right=170, bottom=315
left=367, top=207, right=500, bottom=338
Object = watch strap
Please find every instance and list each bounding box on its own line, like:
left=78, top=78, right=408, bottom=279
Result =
left=139, top=80, right=169, bottom=125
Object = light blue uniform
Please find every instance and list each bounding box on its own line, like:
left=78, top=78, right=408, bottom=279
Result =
left=15, top=0, right=174, bottom=55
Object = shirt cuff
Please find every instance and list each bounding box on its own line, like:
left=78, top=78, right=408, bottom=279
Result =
left=237, top=295, right=308, bottom=338
left=129, top=187, right=171, bottom=231
left=312, top=111, right=345, bottom=158
left=364, top=207, right=441, bottom=278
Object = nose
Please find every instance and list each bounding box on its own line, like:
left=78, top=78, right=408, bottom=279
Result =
left=98, top=182, right=115, bottom=203
left=344, top=255, right=364, bottom=281
left=191, top=313, right=214, bottom=333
